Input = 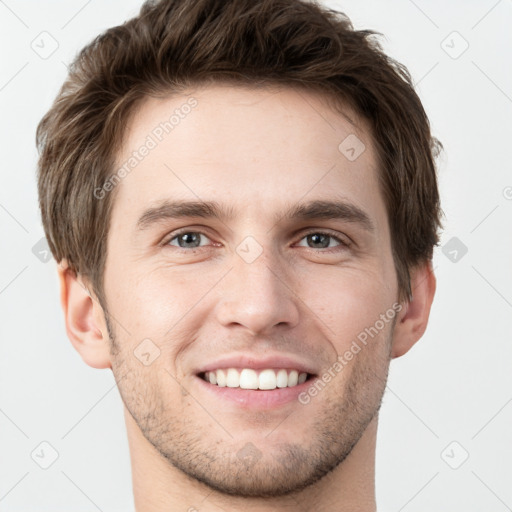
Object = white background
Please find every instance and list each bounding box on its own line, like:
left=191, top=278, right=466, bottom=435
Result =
left=0, top=0, right=511, bottom=510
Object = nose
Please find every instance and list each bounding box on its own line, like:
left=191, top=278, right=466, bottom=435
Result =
left=214, top=248, right=300, bottom=336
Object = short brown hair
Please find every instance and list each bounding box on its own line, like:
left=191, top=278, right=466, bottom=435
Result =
left=36, top=0, right=442, bottom=305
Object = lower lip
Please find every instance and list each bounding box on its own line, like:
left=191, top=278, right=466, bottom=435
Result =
left=194, top=375, right=317, bottom=409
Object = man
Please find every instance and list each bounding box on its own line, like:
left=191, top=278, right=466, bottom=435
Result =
left=36, top=0, right=441, bottom=510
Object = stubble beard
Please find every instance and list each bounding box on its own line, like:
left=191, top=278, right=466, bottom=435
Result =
left=105, top=310, right=394, bottom=498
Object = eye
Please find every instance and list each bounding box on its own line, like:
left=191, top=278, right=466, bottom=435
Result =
left=167, top=231, right=212, bottom=249
left=296, top=231, right=349, bottom=250
left=163, top=229, right=350, bottom=252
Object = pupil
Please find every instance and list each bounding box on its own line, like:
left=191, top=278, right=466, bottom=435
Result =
left=180, top=233, right=200, bottom=248
left=309, top=233, right=329, bottom=248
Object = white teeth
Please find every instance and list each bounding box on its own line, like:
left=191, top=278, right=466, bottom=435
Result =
left=239, top=369, right=258, bottom=389
left=258, top=369, right=277, bottom=390
left=226, top=368, right=240, bottom=387
left=276, top=369, right=288, bottom=388
left=203, top=368, right=309, bottom=390
left=216, top=369, right=226, bottom=387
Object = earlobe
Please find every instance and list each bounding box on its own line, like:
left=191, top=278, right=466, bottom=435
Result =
left=57, top=260, right=112, bottom=369
left=391, top=261, right=436, bottom=359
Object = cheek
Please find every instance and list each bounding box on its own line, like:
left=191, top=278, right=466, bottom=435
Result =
left=112, top=352, right=184, bottom=434
left=104, top=264, right=193, bottom=338
left=298, top=265, right=396, bottom=349
left=106, top=265, right=223, bottom=373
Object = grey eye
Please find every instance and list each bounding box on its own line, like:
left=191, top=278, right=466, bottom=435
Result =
left=169, top=232, right=208, bottom=248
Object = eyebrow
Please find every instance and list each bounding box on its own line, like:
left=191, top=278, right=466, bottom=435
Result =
left=136, top=198, right=375, bottom=233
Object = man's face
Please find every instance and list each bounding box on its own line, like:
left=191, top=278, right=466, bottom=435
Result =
left=102, top=84, right=400, bottom=497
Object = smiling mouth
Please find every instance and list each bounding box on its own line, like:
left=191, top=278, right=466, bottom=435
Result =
left=198, top=368, right=315, bottom=390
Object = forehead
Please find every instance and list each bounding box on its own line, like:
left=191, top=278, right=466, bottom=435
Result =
left=111, top=83, right=386, bottom=235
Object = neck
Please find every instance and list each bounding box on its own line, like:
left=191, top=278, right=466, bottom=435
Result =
left=126, top=407, right=378, bottom=512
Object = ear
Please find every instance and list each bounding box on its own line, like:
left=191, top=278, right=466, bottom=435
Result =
left=391, top=260, right=436, bottom=359
left=57, top=260, right=112, bottom=369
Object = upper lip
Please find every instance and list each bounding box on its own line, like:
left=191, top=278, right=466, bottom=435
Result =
left=195, top=353, right=317, bottom=375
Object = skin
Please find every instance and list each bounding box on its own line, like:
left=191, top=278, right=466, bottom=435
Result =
left=58, top=84, right=436, bottom=511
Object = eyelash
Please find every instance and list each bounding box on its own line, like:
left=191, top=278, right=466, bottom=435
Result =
left=162, top=229, right=351, bottom=252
